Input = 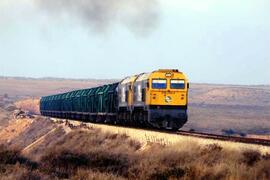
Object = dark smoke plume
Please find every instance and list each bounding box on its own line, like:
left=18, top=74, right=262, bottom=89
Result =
left=35, top=0, right=160, bottom=36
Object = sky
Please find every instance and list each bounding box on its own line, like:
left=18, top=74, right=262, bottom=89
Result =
left=0, top=0, right=269, bottom=85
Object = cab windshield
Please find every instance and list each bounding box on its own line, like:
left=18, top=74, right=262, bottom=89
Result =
left=152, top=79, right=167, bottom=89
left=171, top=79, right=185, bottom=89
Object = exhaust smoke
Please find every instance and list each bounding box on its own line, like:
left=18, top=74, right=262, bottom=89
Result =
left=35, top=0, right=161, bottom=36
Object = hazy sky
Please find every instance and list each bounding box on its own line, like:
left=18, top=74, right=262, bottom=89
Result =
left=0, top=0, right=269, bottom=84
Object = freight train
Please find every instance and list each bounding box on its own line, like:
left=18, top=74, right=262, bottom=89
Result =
left=40, top=69, right=189, bottom=130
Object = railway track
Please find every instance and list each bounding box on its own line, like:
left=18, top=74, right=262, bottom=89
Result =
left=176, top=130, right=270, bottom=146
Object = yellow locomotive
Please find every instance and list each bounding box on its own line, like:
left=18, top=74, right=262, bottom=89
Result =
left=117, top=69, right=189, bottom=130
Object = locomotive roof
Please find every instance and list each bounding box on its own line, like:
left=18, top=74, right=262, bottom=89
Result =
left=120, top=75, right=138, bottom=84
left=135, top=73, right=151, bottom=82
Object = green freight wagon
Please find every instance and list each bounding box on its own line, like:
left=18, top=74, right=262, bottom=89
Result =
left=40, top=83, right=119, bottom=123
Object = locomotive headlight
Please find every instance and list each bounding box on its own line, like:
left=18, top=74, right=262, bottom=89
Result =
left=165, top=72, right=174, bottom=78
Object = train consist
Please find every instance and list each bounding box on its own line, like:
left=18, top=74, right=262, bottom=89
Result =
left=40, top=69, right=189, bottom=130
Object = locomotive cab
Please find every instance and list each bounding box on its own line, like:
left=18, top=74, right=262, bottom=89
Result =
left=146, top=69, right=189, bottom=129
left=131, top=69, right=189, bottom=129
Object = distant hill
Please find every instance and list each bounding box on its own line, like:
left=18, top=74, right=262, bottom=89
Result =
left=187, top=83, right=270, bottom=135
left=0, top=76, right=117, bottom=98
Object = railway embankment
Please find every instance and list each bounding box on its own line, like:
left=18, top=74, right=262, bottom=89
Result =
left=54, top=118, right=270, bottom=154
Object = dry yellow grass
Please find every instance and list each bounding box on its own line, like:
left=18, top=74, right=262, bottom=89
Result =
left=15, top=98, right=40, bottom=114
left=0, top=117, right=270, bottom=179
left=0, top=118, right=34, bottom=143
left=63, top=119, right=270, bottom=155
left=0, top=108, right=11, bottom=129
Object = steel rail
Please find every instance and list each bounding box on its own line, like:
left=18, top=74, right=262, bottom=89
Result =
left=176, top=130, right=270, bottom=146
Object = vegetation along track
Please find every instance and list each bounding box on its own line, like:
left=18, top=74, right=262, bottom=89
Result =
left=176, top=130, right=270, bottom=146
left=48, top=117, right=270, bottom=147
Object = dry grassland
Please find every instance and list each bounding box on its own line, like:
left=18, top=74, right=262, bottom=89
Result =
left=0, top=117, right=269, bottom=179
left=15, top=98, right=40, bottom=114
left=65, top=120, right=270, bottom=155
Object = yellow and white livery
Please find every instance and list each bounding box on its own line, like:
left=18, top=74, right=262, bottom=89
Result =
left=117, top=69, right=189, bottom=130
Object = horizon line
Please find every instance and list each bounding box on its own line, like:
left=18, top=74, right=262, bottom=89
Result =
left=0, top=75, right=269, bottom=87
